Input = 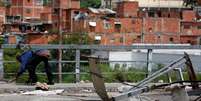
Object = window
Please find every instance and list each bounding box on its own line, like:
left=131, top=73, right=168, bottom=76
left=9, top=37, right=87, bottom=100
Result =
left=53, top=9, right=59, bottom=14
left=157, top=11, right=161, bottom=17
left=120, top=37, right=123, bottom=43
left=183, top=25, right=190, bottom=29
left=110, top=38, right=115, bottom=43
left=103, top=20, right=111, bottom=29
left=122, top=64, right=127, bottom=68
left=35, top=0, right=43, bottom=6
left=115, top=24, right=121, bottom=32
left=137, top=35, right=141, bottom=39
left=199, top=38, right=201, bottom=45
left=74, top=11, right=79, bottom=15
left=90, top=26, right=95, bottom=32
left=26, top=8, right=31, bottom=14
left=114, top=63, right=120, bottom=69
left=148, top=11, right=155, bottom=17
left=197, top=26, right=201, bottom=29
left=169, top=37, right=174, bottom=43
left=148, top=28, right=152, bottom=32
left=168, top=13, right=171, bottom=18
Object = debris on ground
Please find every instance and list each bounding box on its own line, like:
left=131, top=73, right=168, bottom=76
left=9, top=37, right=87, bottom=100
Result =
left=117, top=85, right=132, bottom=93
left=21, top=89, right=64, bottom=96
left=35, top=82, right=49, bottom=91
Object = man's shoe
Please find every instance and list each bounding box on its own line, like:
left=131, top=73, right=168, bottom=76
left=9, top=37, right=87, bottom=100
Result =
left=47, top=82, right=54, bottom=85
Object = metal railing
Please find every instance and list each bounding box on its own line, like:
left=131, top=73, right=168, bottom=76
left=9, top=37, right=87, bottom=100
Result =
left=1, top=44, right=201, bottom=83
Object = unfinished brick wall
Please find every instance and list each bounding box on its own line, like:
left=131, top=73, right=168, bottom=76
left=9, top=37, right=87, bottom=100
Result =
left=0, top=7, right=5, bottom=32
left=163, top=18, right=180, bottom=33
left=144, top=18, right=180, bottom=34
left=143, top=34, right=180, bottom=44
left=181, top=22, right=201, bottom=35
left=180, top=35, right=199, bottom=45
left=119, top=18, right=142, bottom=33
left=116, top=1, right=138, bottom=18
left=53, top=0, right=80, bottom=9
left=8, top=35, right=16, bottom=44
left=182, top=10, right=196, bottom=22
left=89, top=32, right=140, bottom=45
left=26, top=34, right=58, bottom=44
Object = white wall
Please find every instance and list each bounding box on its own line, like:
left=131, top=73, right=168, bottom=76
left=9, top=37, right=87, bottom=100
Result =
left=113, top=0, right=185, bottom=8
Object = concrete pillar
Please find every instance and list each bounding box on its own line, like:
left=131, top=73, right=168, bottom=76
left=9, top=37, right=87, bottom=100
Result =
left=75, top=49, right=80, bottom=83
left=147, top=49, right=153, bottom=76
left=0, top=49, right=3, bottom=80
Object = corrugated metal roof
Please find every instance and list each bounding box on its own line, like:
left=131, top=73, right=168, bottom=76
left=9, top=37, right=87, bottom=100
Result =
left=88, top=7, right=116, bottom=14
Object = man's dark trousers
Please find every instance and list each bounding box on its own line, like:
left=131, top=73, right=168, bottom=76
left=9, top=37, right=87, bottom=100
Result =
left=27, top=54, right=53, bottom=83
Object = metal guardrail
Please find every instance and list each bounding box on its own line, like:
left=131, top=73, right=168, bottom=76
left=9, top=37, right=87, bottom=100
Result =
left=2, top=44, right=199, bottom=50
left=1, top=44, right=201, bottom=83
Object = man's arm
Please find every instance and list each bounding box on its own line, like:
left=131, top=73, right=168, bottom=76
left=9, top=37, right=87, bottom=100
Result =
left=16, top=63, right=26, bottom=78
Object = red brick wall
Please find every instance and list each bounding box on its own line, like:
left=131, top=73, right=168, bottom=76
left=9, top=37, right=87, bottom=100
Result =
left=23, top=0, right=34, bottom=6
left=89, top=33, right=139, bottom=45
left=180, top=35, right=198, bottom=45
left=144, top=18, right=180, bottom=33
left=99, top=33, right=138, bottom=45
left=71, top=0, right=80, bottom=9
left=119, top=18, right=142, bottom=33
left=181, top=22, right=201, bottom=35
left=7, top=0, right=51, bottom=21
left=94, top=19, right=114, bottom=33
left=54, top=0, right=80, bottom=9
left=0, top=7, right=5, bottom=32
left=9, top=7, right=23, bottom=16
left=88, top=18, right=142, bottom=34
left=116, top=1, right=138, bottom=18
left=163, top=18, right=180, bottom=33
left=182, top=10, right=196, bottom=22
left=41, top=13, right=52, bottom=23
left=8, top=35, right=16, bottom=44
left=26, top=34, right=58, bottom=44
left=11, top=0, right=23, bottom=6
left=143, top=34, right=180, bottom=44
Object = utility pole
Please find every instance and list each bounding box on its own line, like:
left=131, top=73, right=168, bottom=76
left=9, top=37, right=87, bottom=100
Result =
left=57, top=0, right=62, bottom=83
left=141, top=17, right=144, bottom=43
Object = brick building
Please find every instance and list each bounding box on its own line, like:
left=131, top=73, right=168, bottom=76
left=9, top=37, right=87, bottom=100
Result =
left=1, top=0, right=80, bottom=44
left=1, top=0, right=201, bottom=45
left=82, top=0, right=201, bottom=45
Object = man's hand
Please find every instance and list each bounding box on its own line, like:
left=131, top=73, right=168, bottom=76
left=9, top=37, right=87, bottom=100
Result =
left=8, top=74, right=19, bottom=83
left=8, top=77, right=17, bottom=83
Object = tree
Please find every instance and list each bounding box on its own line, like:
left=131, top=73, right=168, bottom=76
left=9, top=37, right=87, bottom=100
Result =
left=80, top=0, right=101, bottom=8
left=183, top=0, right=197, bottom=7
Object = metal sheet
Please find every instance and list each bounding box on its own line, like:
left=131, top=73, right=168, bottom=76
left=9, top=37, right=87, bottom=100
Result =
left=89, top=57, right=111, bottom=101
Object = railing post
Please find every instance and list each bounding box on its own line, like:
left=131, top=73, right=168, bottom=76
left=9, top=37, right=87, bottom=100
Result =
left=75, top=49, right=80, bottom=83
left=147, top=49, right=153, bottom=76
left=0, top=48, right=3, bottom=80
left=58, top=49, right=62, bottom=83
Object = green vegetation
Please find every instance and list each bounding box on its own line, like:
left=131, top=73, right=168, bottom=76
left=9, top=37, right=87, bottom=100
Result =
left=80, top=0, right=101, bottom=8
left=3, top=33, right=201, bottom=83
left=4, top=48, right=201, bottom=83
left=0, top=36, right=3, bottom=44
